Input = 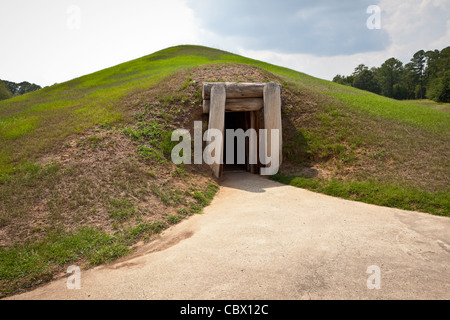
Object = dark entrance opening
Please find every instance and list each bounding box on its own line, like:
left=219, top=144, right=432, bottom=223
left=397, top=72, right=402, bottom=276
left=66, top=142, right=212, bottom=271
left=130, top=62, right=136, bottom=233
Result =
left=222, top=111, right=261, bottom=174
left=223, top=111, right=247, bottom=173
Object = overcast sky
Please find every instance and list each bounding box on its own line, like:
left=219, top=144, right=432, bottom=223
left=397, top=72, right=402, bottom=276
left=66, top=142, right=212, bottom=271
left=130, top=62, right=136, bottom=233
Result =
left=1, top=0, right=449, bottom=87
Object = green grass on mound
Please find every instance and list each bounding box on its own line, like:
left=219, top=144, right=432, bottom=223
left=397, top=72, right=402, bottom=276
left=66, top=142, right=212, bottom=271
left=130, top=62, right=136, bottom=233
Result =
left=1, top=45, right=449, bottom=176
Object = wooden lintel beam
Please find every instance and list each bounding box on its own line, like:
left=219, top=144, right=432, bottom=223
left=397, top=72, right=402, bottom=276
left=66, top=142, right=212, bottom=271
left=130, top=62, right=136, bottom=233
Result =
left=203, top=82, right=265, bottom=100
left=203, top=98, right=264, bottom=114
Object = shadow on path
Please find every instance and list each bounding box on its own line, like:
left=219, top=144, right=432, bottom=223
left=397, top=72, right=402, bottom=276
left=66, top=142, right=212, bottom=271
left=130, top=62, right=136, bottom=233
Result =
left=218, top=172, right=285, bottom=194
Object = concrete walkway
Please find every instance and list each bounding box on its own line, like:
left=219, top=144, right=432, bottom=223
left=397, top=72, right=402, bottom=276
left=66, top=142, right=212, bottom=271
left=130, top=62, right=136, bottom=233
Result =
left=9, top=173, right=450, bottom=300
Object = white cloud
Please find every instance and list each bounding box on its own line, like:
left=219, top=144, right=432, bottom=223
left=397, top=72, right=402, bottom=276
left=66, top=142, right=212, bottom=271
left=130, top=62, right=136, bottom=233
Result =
left=0, top=0, right=200, bottom=86
left=237, top=48, right=388, bottom=81
left=0, top=1, right=448, bottom=86
left=379, top=0, right=450, bottom=60
left=186, top=0, right=390, bottom=56
left=237, top=0, right=450, bottom=80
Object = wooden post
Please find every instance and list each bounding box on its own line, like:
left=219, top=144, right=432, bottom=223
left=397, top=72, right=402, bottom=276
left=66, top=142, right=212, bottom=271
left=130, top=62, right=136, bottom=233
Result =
left=207, top=84, right=226, bottom=178
left=263, top=82, right=283, bottom=171
left=245, top=112, right=250, bottom=173
left=249, top=111, right=257, bottom=174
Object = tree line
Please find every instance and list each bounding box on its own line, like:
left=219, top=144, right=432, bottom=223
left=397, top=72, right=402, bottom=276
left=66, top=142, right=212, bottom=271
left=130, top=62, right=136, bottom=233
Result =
left=333, top=46, right=449, bottom=103
left=1, top=79, right=42, bottom=97
left=0, top=79, right=42, bottom=101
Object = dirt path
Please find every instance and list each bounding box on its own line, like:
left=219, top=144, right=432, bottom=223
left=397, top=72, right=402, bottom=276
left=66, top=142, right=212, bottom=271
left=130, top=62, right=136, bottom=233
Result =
left=8, top=173, right=450, bottom=300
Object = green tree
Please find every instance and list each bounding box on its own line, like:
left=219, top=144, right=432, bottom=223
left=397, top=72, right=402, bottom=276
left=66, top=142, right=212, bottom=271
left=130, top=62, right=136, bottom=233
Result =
left=375, top=58, right=404, bottom=98
left=2, top=80, right=42, bottom=96
left=403, top=62, right=420, bottom=99
left=393, top=82, right=408, bottom=100
left=410, top=50, right=426, bottom=99
left=0, top=80, right=12, bottom=101
left=424, top=49, right=440, bottom=81
left=332, top=46, right=449, bottom=101
left=353, top=69, right=380, bottom=94
left=426, top=46, right=450, bottom=102
left=333, top=74, right=354, bottom=86
left=352, top=64, right=369, bottom=77
left=427, top=70, right=450, bottom=103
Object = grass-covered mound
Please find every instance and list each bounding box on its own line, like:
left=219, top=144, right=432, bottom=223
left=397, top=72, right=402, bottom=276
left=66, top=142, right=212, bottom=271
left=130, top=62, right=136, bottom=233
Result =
left=0, top=45, right=448, bottom=297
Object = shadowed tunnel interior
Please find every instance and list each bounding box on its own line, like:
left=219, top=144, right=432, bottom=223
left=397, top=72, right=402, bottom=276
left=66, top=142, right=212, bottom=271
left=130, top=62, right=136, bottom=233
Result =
left=223, top=111, right=248, bottom=173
